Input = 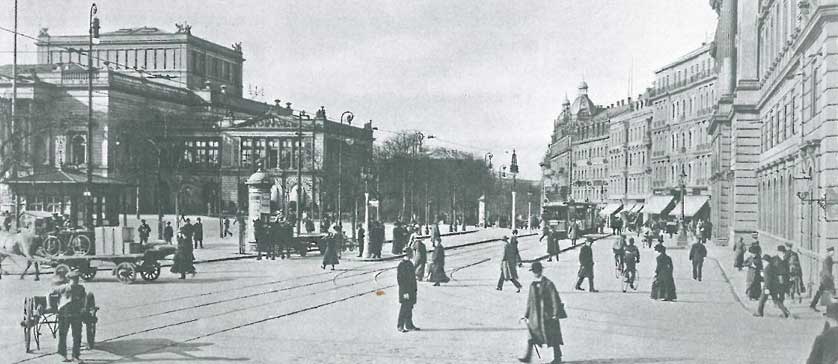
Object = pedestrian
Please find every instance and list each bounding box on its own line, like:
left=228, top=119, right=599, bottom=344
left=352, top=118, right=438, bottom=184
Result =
left=321, top=225, right=341, bottom=270
left=574, top=237, right=598, bottom=292
left=397, top=250, right=420, bottom=333
left=754, top=254, right=791, bottom=318
left=171, top=231, right=196, bottom=279
left=518, top=261, right=564, bottom=364
left=568, top=220, right=579, bottom=247
left=497, top=236, right=523, bottom=293
left=511, top=229, right=523, bottom=265
left=280, top=218, right=294, bottom=259
left=373, top=221, right=385, bottom=258
left=51, top=271, right=86, bottom=363
left=223, top=217, right=233, bottom=238
left=304, top=215, right=315, bottom=234
left=413, top=238, right=428, bottom=282
left=745, top=248, right=764, bottom=301
left=703, top=220, right=713, bottom=244
left=689, top=239, right=707, bottom=281
left=811, top=247, right=837, bottom=312
left=429, top=240, right=450, bottom=286
left=540, top=226, right=560, bottom=262
left=254, top=219, right=272, bottom=261
left=193, top=217, right=204, bottom=249
left=785, top=242, right=805, bottom=302
left=806, top=302, right=838, bottom=364
left=269, top=218, right=282, bottom=260
left=182, top=218, right=194, bottom=248
left=163, top=221, right=174, bottom=244
left=734, top=237, right=746, bottom=271
left=137, top=219, right=151, bottom=245
left=612, top=234, right=626, bottom=272
left=774, top=245, right=790, bottom=295
left=391, top=222, right=404, bottom=255
left=357, top=224, right=366, bottom=258
left=623, top=238, right=640, bottom=292
left=651, top=244, right=677, bottom=301
left=432, top=220, right=443, bottom=245
left=3, top=211, right=12, bottom=231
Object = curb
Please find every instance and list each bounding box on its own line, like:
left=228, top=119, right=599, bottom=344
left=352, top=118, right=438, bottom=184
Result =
left=707, top=256, right=751, bottom=313
left=349, top=232, right=541, bottom=262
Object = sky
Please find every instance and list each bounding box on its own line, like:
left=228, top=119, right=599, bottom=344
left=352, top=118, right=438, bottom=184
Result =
left=0, top=0, right=718, bottom=179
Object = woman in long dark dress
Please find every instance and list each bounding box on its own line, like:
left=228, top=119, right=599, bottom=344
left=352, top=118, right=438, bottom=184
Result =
left=428, top=241, right=450, bottom=286
left=650, top=245, right=676, bottom=301
left=321, top=225, right=341, bottom=270
left=744, top=250, right=763, bottom=300
left=171, top=232, right=196, bottom=279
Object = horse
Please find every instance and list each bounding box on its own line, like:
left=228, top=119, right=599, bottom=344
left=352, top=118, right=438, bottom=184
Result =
left=0, top=230, right=44, bottom=280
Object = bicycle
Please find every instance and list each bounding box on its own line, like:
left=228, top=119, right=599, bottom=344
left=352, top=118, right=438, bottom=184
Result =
left=42, top=229, right=91, bottom=256
left=622, top=266, right=638, bottom=292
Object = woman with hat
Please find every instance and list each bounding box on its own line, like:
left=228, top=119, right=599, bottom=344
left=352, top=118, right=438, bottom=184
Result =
left=321, top=225, right=341, bottom=270
left=171, top=231, right=196, bottom=279
left=651, top=244, right=677, bottom=301
left=428, top=239, right=450, bottom=286
left=519, top=261, right=564, bottom=364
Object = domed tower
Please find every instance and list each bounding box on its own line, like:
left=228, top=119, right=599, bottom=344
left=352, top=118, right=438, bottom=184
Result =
left=570, top=81, right=596, bottom=116
left=553, top=95, right=572, bottom=141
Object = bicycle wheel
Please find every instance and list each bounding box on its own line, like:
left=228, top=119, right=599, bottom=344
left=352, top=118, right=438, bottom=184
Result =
left=42, top=236, right=61, bottom=257
left=71, top=234, right=92, bottom=255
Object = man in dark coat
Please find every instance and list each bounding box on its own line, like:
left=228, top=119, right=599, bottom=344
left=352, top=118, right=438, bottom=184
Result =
left=391, top=222, right=404, bottom=255
left=163, top=221, right=174, bottom=244
left=785, top=242, right=804, bottom=301
left=540, top=226, right=560, bottom=262
left=519, top=261, right=563, bottom=364
left=269, top=219, right=282, bottom=260
left=807, top=303, right=838, bottom=364
left=574, top=238, right=597, bottom=292
left=510, top=229, right=523, bottom=265
left=171, top=231, right=196, bottom=279
left=138, top=219, right=151, bottom=245
left=429, top=240, right=450, bottom=286
left=689, top=240, right=707, bottom=281
left=397, top=250, right=419, bottom=333
left=373, top=221, right=385, bottom=258
left=182, top=218, right=194, bottom=248
left=254, top=220, right=271, bottom=261
left=754, top=254, right=791, bottom=318
left=497, top=236, right=522, bottom=292
left=193, top=217, right=204, bottom=249
left=811, top=247, right=836, bottom=312
left=356, top=224, right=366, bottom=258
left=52, top=271, right=87, bottom=362
left=651, top=245, right=677, bottom=301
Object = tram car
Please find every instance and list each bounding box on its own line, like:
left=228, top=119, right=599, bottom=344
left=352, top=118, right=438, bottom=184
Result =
left=541, top=201, right=599, bottom=239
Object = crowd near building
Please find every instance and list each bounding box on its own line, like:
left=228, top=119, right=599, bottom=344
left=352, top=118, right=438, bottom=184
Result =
left=0, top=25, right=373, bottom=227
left=542, top=0, right=838, bottom=295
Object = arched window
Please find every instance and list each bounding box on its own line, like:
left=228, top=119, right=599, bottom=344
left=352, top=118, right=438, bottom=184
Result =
left=71, top=135, right=87, bottom=165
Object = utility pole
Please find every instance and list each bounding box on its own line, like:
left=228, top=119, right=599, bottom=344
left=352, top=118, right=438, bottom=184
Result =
left=11, top=0, right=18, bottom=228
left=510, top=149, right=519, bottom=230
left=85, top=3, right=100, bottom=229
left=296, top=111, right=306, bottom=234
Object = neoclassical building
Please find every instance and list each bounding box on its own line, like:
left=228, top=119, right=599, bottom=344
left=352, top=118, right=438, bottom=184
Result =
left=709, top=0, right=838, bottom=289
left=607, top=97, right=653, bottom=218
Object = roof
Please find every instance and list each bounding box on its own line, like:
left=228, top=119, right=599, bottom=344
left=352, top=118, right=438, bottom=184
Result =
left=570, top=94, right=596, bottom=115
left=5, top=169, right=130, bottom=185
left=104, top=27, right=171, bottom=36
left=654, top=43, right=712, bottom=74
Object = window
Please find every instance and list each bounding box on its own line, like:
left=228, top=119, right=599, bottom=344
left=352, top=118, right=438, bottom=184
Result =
left=71, top=135, right=86, bottom=165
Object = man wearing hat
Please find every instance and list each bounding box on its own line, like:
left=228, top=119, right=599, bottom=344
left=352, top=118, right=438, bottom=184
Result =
left=811, top=247, right=837, bottom=312
left=137, top=219, right=151, bottom=245
left=574, top=237, right=598, bottom=292
left=396, top=249, right=419, bottom=333
left=497, top=236, right=522, bottom=293
left=754, top=254, right=791, bottom=318
left=51, top=270, right=87, bottom=362
left=519, top=261, right=564, bottom=363
left=806, top=302, right=838, bottom=364
left=784, top=242, right=804, bottom=301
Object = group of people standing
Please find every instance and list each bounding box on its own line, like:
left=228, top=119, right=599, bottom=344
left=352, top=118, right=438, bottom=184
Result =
left=252, top=216, right=295, bottom=261
left=736, top=236, right=809, bottom=318
left=356, top=221, right=386, bottom=258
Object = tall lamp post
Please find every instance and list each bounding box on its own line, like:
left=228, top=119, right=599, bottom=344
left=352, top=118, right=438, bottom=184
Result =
left=296, top=111, right=309, bottom=234
left=677, top=165, right=688, bottom=247
left=483, top=153, right=493, bottom=228
left=85, top=3, right=100, bottom=229
left=337, top=111, right=353, bottom=231
left=510, top=149, right=519, bottom=230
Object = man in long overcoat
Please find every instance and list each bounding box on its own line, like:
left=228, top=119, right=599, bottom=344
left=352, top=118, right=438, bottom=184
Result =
left=651, top=244, right=677, bottom=301
left=689, top=240, right=707, bottom=281
left=497, top=236, right=522, bottom=292
left=574, top=238, right=597, bottom=292
left=540, top=226, right=560, bottom=262
left=754, top=254, right=791, bottom=318
left=412, top=238, right=428, bottom=281
left=806, top=303, right=838, bottom=364
left=519, top=261, right=563, bottom=364
left=193, top=217, right=204, bottom=249
left=391, top=222, right=404, bottom=255
left=811, top=247, right=836, bottom=312
left=784, top=242, right=804, bottom=301
left=397, top=251, right=419, bottom=332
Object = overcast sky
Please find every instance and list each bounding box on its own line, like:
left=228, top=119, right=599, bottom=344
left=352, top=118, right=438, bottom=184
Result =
left=1, top=0, right=717, bottom=179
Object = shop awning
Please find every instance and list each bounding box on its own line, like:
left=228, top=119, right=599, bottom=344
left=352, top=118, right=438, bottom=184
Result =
left=633, top=204, right=645, bottom=213
left=599, top=203, right=623, bottom=217
left=669, top=195, right=710, bottom=218
left=644, top=195, right=675, bottom=215
left=624, top=204, right=638, bottom=213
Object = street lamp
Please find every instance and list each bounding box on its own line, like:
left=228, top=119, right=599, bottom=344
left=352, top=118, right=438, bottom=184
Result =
left=296, top=110, right=309, bottom=234
left=483, top=153, right=493, bottom=228
left=360, top=166, right=373, bottom=258
left=85, top=3, right=100, bottom=229
left=337, top=111, right=353, bottom=231
left=510, top=149, right=519, bottom=230
left=677, top=165, right=688, bottom=247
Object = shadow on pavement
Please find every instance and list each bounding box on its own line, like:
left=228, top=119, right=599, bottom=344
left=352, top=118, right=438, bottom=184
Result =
left=96, top=338, right=248, bottom=362
left=564, top=358, right=692, bottom=364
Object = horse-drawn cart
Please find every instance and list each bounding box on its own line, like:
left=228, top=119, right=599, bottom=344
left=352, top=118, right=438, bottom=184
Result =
left=291, top=233, right=328, bottom=256
left=21, top=292, right=98, bottom=353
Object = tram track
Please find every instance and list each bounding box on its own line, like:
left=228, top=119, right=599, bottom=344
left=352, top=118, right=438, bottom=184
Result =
left=11, top=236, right=514, bottom=364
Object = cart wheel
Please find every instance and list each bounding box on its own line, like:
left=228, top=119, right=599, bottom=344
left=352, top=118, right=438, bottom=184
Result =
left=140, top=262, right=161, bottom=281
left=23, top=297, right=33, bottom=353
left=71, top=235, right=92, bottom=255
left=80, top=267, right=97, bottom=281
left=115, top=262, right=137, bottom=284
left=43, top=236, right=61, bottom=257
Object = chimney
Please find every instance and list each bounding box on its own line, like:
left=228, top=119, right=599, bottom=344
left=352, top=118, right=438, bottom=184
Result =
left=274, top=99, right=282, bottom=110
left=285, top=102, right=292, bottom=111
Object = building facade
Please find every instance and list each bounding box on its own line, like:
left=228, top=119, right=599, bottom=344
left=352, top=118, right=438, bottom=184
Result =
left=708, top=0, right=838, bottom=290
left=645, top=44, right=717, bottom=222
left=607, top=97, right=653, bottom=216
left=0, top=26, right=372, bottom=226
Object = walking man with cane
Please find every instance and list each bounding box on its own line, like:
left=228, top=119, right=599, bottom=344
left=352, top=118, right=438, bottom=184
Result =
left=519, top=261, right=565, bottom=363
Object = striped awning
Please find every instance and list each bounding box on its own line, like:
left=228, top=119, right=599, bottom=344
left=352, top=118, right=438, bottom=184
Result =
left=669, top=195, right=710, bottom=217
left=599, top=203, right=623, bottom=217
left=644, top=195, right=675, bottom=215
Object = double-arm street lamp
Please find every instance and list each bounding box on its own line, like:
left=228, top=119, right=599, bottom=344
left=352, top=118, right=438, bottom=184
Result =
left=677, top=165, right=688, bottom=247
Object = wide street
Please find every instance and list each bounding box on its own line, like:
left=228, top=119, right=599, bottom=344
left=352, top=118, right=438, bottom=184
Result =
left=0, top=230, right=824, bottom=364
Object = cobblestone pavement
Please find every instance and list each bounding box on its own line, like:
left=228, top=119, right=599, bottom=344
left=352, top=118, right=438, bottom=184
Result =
left=0, top=233, right=825, bottom=364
